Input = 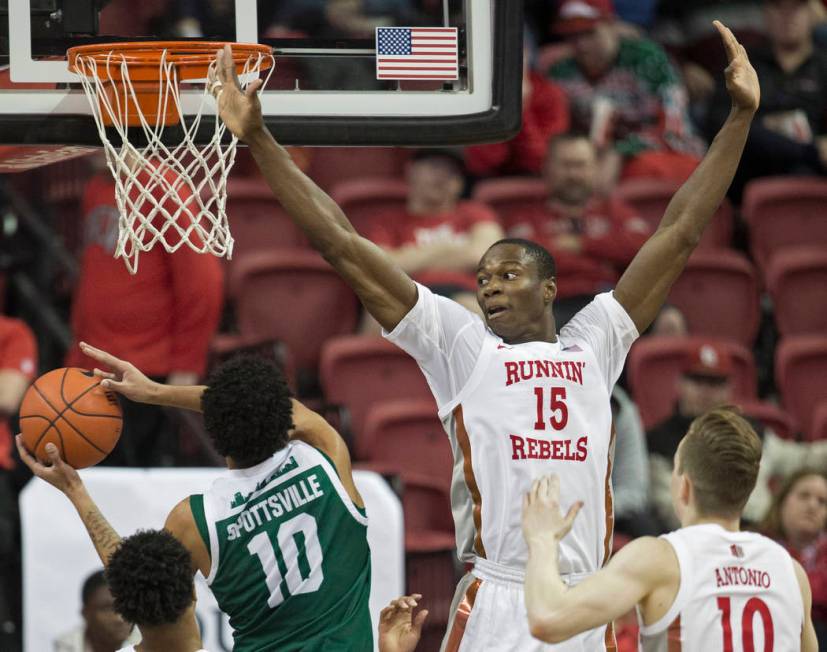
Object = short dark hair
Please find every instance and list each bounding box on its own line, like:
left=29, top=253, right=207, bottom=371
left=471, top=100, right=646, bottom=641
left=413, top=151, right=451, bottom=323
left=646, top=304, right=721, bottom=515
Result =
left=678, top=407, right=762, bottom=518
left=487, top=238, right=556, bottom=280
left=81, top=569, right=107, bottom=606
left=201, top=355, right=294, bottom=466
left=106, top=530, right=193, bottom=627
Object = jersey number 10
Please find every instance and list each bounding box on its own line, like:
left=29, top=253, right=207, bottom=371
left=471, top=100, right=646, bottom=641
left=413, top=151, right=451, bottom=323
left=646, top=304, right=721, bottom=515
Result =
left=247, top=513, right=325, bottom=608
left=717, top=596, right=774, bottom=651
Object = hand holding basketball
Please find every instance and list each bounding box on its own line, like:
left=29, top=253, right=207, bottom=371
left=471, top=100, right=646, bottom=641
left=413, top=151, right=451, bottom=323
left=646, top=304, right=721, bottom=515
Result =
left=16, top=435, right=83, bottom=497
left=80, top=342, right=159, bottom=404
left=714, top=20, right=760, bottom=113
left=522, top=475, right=583, bottom=546
left=211, top=44, right=265, bottom=142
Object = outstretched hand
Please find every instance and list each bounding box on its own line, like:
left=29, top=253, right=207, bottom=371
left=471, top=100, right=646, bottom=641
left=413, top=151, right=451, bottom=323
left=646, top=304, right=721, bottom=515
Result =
left=378, top=594, right=429, bottom=652
left=714, top=20, right=760, bottom=113
left=209, top=44, right=265, bottom=142
left=522, top=475, right=583, bottom=547
left=79, top=342, right=159, bottom=404
left=16, top=435, right=83, bottom=496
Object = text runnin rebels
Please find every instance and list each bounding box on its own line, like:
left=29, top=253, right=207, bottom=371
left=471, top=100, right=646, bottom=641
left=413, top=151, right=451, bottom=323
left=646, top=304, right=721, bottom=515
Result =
left=504, top=360, right=586, bottom=387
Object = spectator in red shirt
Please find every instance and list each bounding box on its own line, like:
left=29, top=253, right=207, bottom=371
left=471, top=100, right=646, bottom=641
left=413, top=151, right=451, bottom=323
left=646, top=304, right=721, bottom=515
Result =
left=65, top=162, right=223, bottom=466
left=0, top=316, right=36, bottom=470
left=761, top=469, right=827, bottom=645
left=465, top=49, right=570, bottom=177
left=0, top=314, right=36, bottom=648
left=505, top=132, right=650, bottom=324
left=367, top=149, right=504, bottom=310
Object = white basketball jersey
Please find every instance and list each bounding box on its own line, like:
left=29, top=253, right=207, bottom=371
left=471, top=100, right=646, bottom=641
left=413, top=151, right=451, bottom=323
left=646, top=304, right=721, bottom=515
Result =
left=639, top=524, right=804, bottom=652
left=385, top=284, right=637, bottom=572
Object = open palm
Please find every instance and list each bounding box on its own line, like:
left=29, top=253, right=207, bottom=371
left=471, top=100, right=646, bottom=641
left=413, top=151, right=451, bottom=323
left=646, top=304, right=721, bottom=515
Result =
left=714, top=20, right=760, bottom=112
left=210, top=44, right=265, bottom=142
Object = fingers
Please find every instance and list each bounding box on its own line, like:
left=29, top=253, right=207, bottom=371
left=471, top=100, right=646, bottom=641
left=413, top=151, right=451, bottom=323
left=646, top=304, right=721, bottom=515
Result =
left=412, top=608, right=429, bottom=632
left=713, top=20, right=739, bottom=64
left=15, top=434, right=41, bottom=472
left=79, top=342, right=127, bottom=372
left=218, top=44, right=243, bottom=90
left=565, top=501, right=584, bottom=528
left=92, top=368, right=117, bottom=381
left=245, top=77, right=264, bottom=98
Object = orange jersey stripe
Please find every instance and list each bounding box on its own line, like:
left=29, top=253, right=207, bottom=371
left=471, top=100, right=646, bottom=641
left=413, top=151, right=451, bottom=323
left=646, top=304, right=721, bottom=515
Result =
left=454, top=405, right=486, bottom=558
left=444, top=578, right=482, bottom=652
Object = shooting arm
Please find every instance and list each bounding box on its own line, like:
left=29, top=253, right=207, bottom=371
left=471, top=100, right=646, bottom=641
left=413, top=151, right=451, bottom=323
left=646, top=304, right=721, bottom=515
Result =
left=66, top=485, right=121, bottom=566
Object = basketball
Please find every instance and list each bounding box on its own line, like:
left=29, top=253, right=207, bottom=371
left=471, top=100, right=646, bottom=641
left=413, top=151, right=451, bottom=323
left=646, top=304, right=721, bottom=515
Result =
left=19, top=367, right=123, bottom=469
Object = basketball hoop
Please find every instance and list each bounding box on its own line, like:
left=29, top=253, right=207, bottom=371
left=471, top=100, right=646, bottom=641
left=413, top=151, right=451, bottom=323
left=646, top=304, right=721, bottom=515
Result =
left=68, top=42, right=275, bottom=274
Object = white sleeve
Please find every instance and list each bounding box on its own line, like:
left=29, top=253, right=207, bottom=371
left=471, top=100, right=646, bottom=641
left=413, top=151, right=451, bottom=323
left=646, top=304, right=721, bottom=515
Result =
left=559, top=292, right=639, bottom=392
left=383, top=283, right=486, bottom=410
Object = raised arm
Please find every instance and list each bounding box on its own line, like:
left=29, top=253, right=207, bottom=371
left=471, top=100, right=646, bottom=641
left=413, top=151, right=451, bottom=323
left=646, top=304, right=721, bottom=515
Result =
left=521, top=476, right=676, bottom=643
left=211, top=45, right=417, bottom=331
left=15, top=436, right=121, bottom=565
left=613, top=21, right=760, bottom=333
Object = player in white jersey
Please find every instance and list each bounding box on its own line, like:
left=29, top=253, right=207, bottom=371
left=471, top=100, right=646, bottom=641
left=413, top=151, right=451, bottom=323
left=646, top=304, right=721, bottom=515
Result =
left=522, top=408, right=819, bottom=651
left=207, top=18, right=760, bottom=650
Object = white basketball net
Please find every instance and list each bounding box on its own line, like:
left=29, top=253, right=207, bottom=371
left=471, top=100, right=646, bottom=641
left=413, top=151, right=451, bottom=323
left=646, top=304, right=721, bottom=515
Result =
left=72, top=48, right=274, bottom=274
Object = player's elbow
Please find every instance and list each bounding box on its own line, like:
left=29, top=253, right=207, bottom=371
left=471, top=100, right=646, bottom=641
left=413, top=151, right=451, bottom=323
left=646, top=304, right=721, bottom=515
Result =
left=527, top=610, right=573, bottom=644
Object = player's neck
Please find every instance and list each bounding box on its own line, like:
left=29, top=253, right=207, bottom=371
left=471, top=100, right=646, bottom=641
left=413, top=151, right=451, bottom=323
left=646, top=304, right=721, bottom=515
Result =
left=681, top=512, right=740, bottom=533
left=136, top=609, right=202, bottom=652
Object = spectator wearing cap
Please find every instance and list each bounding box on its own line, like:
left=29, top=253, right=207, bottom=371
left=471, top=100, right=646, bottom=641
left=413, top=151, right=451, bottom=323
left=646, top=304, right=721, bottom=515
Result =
left=549, top=0, right=706, bottom=190
left=366, top=148, right=503, bottom=311
left=705, top=0, right=827, bottom=201
left=505, top=132, right=650, bottom=325
left=464, top=47, right=571, bottom=177
left=648, top=340, right=827, bottom=531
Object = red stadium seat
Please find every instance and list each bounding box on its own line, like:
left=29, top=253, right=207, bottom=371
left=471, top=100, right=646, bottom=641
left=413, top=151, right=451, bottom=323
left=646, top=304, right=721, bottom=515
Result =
left=809, top=401, right=827, bottom=442
left=775, top=336, right=827, bottom=439
left=225, top=178, right=307, bottom=261
left=362, top=400, right=452, bottom=487
left=471, top=177, right=547, bottom=231
left=742, top=176, right=827, bottom=268
left=613, top=178, right=734, bottom=250
left=737, top=401, right=796, bottom=441
left=765, top=247, right=827, bottom=337
left=308, top=147, right=410, bottom=191
left=627, top=337, right=757, bottom=430
left=319, top=336, right=435, bottom=448
left=329, top=177, right=409, bottom=235
left=230, top=251, right=360, bottom=374
left=667, top=250, right=761, bottom=347
left=401, top=474, right=457, bottom=632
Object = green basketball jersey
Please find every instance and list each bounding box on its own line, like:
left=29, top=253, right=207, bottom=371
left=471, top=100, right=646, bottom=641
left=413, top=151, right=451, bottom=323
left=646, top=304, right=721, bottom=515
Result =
left=190, top=441, right=372, bottom=651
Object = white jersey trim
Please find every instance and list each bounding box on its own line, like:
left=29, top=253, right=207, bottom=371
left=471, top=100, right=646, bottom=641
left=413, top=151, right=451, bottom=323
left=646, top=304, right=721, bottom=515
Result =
left=436, top=333, right=496, bottom=420
left=638, top=533, right=692, bottom=636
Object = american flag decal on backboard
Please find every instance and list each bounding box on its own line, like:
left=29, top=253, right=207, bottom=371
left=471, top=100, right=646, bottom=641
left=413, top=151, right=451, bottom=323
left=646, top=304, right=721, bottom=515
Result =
left=376, top=27, right=458, bottom=80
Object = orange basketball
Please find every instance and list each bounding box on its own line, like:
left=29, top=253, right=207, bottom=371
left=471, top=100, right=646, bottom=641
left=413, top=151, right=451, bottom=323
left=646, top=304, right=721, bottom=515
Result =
left=19, top=367, right=123, bottom=469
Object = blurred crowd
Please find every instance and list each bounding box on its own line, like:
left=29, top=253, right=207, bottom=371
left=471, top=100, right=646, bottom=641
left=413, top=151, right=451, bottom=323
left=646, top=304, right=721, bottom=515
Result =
left=1, top=0, right=827, bottom=650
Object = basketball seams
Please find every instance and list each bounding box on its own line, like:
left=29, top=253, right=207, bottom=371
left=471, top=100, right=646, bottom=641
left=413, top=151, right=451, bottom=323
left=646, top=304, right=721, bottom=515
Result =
left=29, top=372, right=118, bottom=461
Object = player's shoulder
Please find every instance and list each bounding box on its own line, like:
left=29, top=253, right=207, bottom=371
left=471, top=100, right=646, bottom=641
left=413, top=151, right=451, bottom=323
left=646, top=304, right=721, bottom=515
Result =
left=615, top=536, right=678, bottom=574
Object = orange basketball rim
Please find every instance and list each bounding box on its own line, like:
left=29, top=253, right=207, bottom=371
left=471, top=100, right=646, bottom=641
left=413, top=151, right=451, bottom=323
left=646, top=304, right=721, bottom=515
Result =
left=67, top=41, right=274, bottom=127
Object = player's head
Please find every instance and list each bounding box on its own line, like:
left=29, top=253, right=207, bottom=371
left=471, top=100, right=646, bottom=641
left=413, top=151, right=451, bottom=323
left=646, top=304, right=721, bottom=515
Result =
left=106, top=529, right=195, bottom=628
left=544, top=133, right=599, bottom=206
left=677, top=342, right=734, bottom=418
left=406, top=148, right=465, bottom=211
left=671, top=407, right=762, bottom=523
left=555, top=0, right=619, bottom=78
left=764, top=0, right=815, bottom=51
left=80, top=569, right=132, bottom=646
left=760, top=468, right=827, bottom=545
left=476, top=238, right=557, bottom=342
left=202, top=355, right=294, bottom=467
